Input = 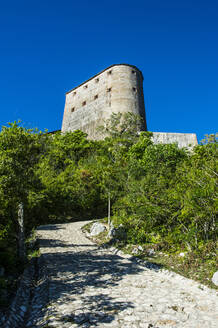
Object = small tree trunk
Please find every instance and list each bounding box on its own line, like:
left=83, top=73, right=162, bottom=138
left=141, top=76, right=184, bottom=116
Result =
left=108, top=192, right=111, bottom=227
left=17, top=202, right=26, bottom=261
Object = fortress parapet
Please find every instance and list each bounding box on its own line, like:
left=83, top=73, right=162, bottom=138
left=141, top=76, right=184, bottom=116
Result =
left=152, top=132, right=198, bottom=149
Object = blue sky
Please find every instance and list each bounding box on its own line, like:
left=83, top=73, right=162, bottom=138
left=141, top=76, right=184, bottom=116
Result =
left=0, top=0, right=217, bottom=142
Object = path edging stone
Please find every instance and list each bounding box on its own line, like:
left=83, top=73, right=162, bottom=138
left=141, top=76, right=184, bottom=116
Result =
left=0, top=251, right=50, bottom=328
left=0, top=258, right=35, bottom=328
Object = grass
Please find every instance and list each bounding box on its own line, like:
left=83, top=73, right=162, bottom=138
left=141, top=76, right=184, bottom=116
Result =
left=26, top=229, right=40, bottom=259
left=83, top=221, right=218, bottom=290
left=137, top=248, right=217, bottom=289
left=81, top=221, right=95, bottom=233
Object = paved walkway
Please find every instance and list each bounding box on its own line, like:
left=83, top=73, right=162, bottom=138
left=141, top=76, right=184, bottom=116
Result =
left=28, top=221, right=217, bottom=328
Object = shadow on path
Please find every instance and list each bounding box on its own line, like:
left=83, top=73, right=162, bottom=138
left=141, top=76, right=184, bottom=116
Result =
left=35, top=225, right=161, bottom=327
left=37, top=225, right=65, bottom=231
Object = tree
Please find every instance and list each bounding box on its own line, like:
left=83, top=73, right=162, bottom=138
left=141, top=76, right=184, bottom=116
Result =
left=113, top=140, right=188, bottom=244
left=0, top=122, right=45, bottom=261
left=98, top=111, right=143, bottom=142
left=37, top=129, right=101, bottom=219
left=95, top=112, right=143, bottom=225
left=174, top=135, right=218, bottom=247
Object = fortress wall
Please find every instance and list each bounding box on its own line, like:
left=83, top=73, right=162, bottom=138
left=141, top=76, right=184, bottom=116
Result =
left=61, top=64, right=146, bottom=139
left=152, top=132, right=198, bottom=149
left=61, top=64, right=198, bottom=148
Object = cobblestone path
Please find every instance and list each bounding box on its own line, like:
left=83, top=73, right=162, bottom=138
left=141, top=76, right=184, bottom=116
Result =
left=29, top=221, right=217, bottom=328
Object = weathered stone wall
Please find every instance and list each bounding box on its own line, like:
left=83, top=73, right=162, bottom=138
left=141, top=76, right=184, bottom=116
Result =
left=61, top=64, right=146, bottom=139
left=61, top=64, right=198, bottom=147
left=152, top=132, right=198, bottom=149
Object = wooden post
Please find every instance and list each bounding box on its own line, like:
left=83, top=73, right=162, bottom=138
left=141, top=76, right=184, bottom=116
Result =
left=108, top=191, right=111, bottom=227
left=17, top=202, right=26, bottom=261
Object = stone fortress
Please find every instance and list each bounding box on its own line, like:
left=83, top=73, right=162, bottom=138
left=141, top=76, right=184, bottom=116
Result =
left=61, top=64, right=198, bottom=148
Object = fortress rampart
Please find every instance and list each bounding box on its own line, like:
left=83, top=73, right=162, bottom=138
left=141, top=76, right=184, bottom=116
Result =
left=61, top=64, right=146, bottom=139
left=152, top=132, right=198, bottom=149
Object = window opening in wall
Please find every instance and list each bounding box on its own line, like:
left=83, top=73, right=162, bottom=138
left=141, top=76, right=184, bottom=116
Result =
left=94, top=94, right=98, bottom=100
left=132, top=70, right=136, bottom=74
left=107, top=87, right=112, bottom=92
left=95, top=78, right=99, bottom=83
left=71, top=107, right=75, bottom=112
left=132, top=87, right=137, bottom=92
left=84, top=85, right=88, bottom=89
left=107, top=70, right=112, bottom=75
left=73, top=91, right=76, bottom=96
left=82, top=101, right=86, bottom=106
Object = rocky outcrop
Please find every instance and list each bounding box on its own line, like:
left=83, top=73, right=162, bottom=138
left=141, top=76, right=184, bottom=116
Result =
left=212, top=271, right=218, bottom=286
left=90, top=222, right=106, bottom=236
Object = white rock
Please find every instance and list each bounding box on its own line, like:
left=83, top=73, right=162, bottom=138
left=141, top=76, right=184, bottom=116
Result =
left=132, top=248, right=139, bottom=254
left=107, top=222, right=115, bottom=238
left=90, top=222, right=106, bottom=236
left=108, top=223, right=126, bottom=239
left=147, top=248, right=155, bottom=256
left=179, top=252, right=185, bottom=257
left=212, top=271, right=218, bottom=286
left=132, top=246, right=143, bottom=254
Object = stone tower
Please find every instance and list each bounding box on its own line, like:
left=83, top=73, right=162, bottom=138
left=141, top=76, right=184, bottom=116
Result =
left=61, top=64, right=147, bottom=139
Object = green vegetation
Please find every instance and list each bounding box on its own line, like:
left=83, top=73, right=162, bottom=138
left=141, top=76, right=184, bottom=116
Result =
left=0, top=114, right=217, bottom=302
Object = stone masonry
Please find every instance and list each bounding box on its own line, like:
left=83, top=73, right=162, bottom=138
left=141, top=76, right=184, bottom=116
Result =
left=2, top=221, right=217, bottom=328
left=152, top=132, right=198, bottom=149
left=61, top=64, right=146, bottom=139
left=61, top=64, right=198, bottom=147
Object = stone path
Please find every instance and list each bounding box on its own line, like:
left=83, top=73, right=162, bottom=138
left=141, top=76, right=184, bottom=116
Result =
left=25, top=221, right=218, bottom=327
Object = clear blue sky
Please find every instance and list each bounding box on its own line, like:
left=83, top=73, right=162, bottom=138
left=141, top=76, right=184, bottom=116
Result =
left=0, top=0, right=217, bottom=142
